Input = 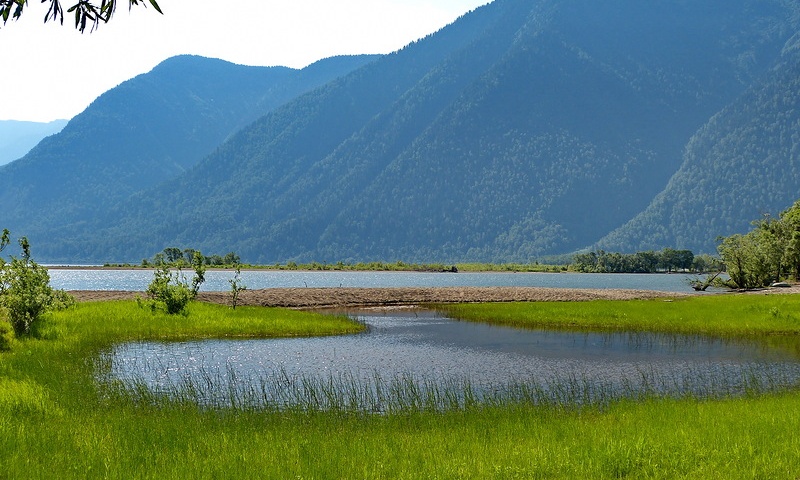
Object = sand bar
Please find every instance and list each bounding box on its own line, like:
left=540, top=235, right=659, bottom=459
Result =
left=70, top=286, right=694, bottom=309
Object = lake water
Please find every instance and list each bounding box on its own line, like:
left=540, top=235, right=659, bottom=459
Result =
left=51, top=268, right=705, bottom=292
left=104, top=309, right=800, bottom=410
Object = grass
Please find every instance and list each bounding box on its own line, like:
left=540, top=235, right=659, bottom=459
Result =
left=435, top=293, right=800, bottom=338
left=2, top=296, right=800, bottom=478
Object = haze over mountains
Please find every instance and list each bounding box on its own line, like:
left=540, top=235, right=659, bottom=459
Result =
left=2, top=0, right=800, bottom=263
left=0, top=120, right=68, bottom=166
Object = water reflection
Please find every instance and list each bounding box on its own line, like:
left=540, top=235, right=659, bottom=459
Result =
left=102, top=309, right=800, bottom=410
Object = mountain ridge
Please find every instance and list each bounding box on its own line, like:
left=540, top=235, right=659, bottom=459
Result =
left=0, top=54, right=378, bottom=237
left=3, top=0, right=800, bottom=263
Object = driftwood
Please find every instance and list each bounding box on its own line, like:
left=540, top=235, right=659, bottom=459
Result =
left=689, top=271, right=722, bottom=291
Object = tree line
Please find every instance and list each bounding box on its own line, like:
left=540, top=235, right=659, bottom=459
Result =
left=571, top=248, right=723, bottom=274
left=138, top=247, right=241, bottom=268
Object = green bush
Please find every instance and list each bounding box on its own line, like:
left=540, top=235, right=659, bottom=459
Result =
left=142, top=259, right=205, bottom=315
left=0, top=234, right=74, bottom=337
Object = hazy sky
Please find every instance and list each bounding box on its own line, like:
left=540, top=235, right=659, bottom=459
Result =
left=1, top=0, right=489, bottom=122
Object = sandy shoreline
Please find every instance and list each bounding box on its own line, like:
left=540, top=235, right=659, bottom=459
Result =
left=70, top=286, right=692, bottom=309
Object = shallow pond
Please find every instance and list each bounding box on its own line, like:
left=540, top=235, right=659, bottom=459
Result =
left=103, top=309, right=800, bottom=410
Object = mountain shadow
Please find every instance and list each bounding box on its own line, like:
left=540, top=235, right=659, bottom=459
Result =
left=597, top=39, right=800, bottom=254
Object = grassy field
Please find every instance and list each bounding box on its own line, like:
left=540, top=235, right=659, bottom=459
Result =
left=2, top=296, right=800, bottom=478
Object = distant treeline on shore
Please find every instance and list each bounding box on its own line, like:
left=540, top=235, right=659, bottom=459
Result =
left=99, top=247, right=721, bottom=275
left=571, top=249, right=723, bottom=274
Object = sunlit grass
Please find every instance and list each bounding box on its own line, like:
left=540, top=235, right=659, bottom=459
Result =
left=435, top=294, right=800, bottom=338
left=52, top=300, right=365, bottom=343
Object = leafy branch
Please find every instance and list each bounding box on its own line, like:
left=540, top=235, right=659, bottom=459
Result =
left=1, top=0, right=162, bottom=32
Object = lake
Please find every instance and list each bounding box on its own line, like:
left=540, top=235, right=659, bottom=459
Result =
left=51, top=268, right=705, bottom=292
left=103, top=309, right=800, bottom=410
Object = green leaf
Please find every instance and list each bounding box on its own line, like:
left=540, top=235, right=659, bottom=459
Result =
left=147, top=0, right=161, bottom=14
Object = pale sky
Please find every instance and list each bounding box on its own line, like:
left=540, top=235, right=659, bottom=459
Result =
left=1, top=0, right=489, bottom=122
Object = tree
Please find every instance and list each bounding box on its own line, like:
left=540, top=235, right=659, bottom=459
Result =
left=633, top=251, right=659, bottom=273
left=223, top=252, right=241, bottom=266
left=674, top=250, right=695, bottom=272
left=1, top=0, right=162, bottom=33
left=162, top=246, right=183, bottom=264
left=228, top=264, right=246, bottom=310
left=717, top=232, right=775, bottom=289
left=715, top=204, right=800, bottom=290
left=0, top=231, right=74, bottom=336
left=778, top=200, right=800, bottom=280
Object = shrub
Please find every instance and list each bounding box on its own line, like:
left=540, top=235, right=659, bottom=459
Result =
left=228, top=265, right=247, bottom=310
left=142, top=257, right=206, bottom=315
left=0, top=234, right=75, bottom=337
left=143, top=265, right=194, bottom=315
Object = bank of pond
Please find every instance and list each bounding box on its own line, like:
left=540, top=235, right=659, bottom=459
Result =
left=2, top=294, right=800, bottom=478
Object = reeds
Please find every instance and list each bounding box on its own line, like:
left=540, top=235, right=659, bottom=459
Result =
left=100, top=357, right=800, bottom=414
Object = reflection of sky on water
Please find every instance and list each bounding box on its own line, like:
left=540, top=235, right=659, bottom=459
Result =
left=105, top=310, right=800, bottom=406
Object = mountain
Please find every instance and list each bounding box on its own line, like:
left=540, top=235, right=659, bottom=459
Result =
left=4, top=0, right=800, bottom=263
left=597, top=38, right=800, bottom=254
left=0, top=54, right=376, bottom=235
left=0, top=120, right=68, bottom=165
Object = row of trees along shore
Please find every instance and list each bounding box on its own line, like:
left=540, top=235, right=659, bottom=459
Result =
left=573, top=198, right=800, bottom=291
left=717, top=199, right=800, bottom=289
left=571, top=248, right=723, bottom=274
left=138, top=247, right=241, bottom=268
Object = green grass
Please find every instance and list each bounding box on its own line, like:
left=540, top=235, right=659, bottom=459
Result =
left=61, top=300, right=366, bottom=342
left=2, top=297, right=800, bottom=478
left=435, top=294, right=800, bottom=338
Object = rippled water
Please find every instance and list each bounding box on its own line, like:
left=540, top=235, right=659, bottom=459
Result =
left=104, top=309, right=800, bottom=409
left=51, top=269, right=704, bottom=292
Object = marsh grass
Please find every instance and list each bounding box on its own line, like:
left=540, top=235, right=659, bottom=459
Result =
left=3, top=297, right=800, bottom=478
left=105, top=358, right=800, bottom=413
left=435, top=294, right=800, bottom=338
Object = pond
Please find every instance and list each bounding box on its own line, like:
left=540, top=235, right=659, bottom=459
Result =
left=103, top=309, right=800, bottom=411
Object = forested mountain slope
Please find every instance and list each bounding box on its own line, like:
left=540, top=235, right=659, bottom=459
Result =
left=597, top=40, right=800, bottom=254
left=0, top=54, right=375, bottom=235
left=6, top=0, right=800, bottom=263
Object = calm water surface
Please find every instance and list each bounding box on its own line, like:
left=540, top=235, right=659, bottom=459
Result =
left=51, top=269, right=703, bottom=292
left=105, top=309, right=800, bottom=408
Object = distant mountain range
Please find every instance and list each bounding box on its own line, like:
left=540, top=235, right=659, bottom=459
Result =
left=2, top=0, right=800, bottom=264
left=0, top=120, right=68, bottom=165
